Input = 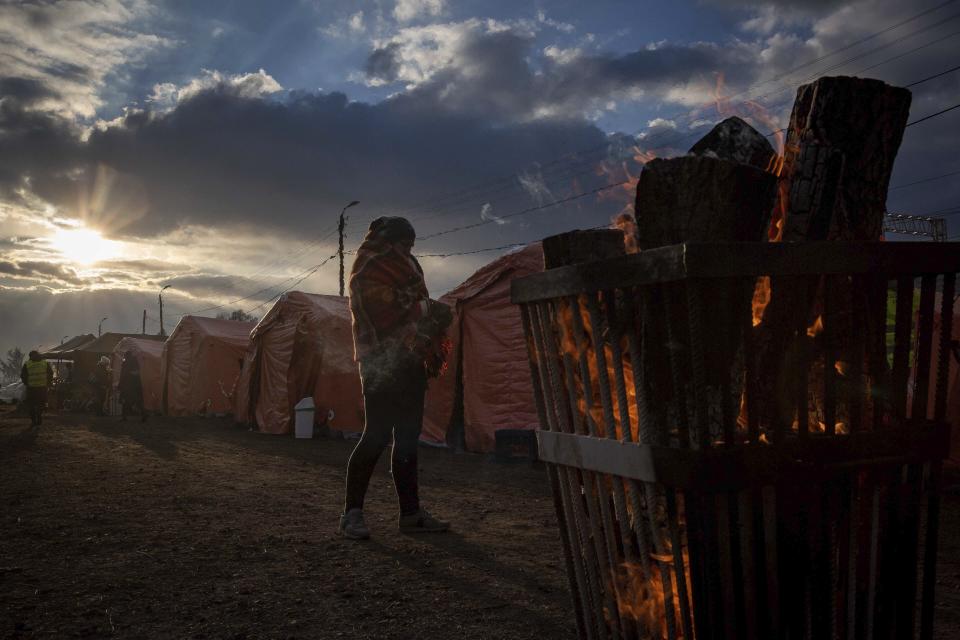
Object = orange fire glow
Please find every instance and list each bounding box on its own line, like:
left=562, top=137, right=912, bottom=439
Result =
left=556, top=297, right=639, bottom=441
left=613, top=545, right=690, bottom=639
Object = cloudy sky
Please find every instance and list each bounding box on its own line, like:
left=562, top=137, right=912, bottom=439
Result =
left=0, top=0, right=958, bottom=354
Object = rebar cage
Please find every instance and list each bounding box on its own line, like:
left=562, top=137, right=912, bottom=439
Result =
left=511, top=242, right=959, bottom=640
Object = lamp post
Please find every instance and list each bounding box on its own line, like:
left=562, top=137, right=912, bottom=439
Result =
left=159, top=285, right=172, bottom=337
left=98, top=317, right=108, bottom=337
left=338, top=200, right=360, bottom=297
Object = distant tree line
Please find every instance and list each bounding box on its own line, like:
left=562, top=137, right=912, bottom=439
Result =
left=215, top=309, right=258, bottom=323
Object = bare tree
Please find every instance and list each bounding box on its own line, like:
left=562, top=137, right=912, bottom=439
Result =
left=216, top=309, right=257, bottom=323
left=0, top=347, right=25, bottom=384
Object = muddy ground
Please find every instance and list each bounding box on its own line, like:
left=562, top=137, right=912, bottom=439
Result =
left=0, top=406, right=958, bottom=639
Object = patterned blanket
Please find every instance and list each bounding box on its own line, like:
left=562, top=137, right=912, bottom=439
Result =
left=349, top=222, right=450, bottom=380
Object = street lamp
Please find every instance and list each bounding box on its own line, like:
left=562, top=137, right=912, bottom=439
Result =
left=338, top=200, right=360, bottom=297
left=159, top=285, right=172, bottom=337
left=98, top=317, right=108, bottom=337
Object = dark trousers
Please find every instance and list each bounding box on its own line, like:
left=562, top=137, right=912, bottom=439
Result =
left=26, top=387, right=47, bottom=426
left=345, top=360, right=427, bottom=516
left=121, top=398, right=146, bottom=421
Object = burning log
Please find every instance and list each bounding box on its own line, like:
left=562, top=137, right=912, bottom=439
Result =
left=542, top=228, right=626, bottom=269
left=687, top=116, right=777, bottom=172
left=634, top=155, right=777, bottom=250
left=634, top=155, right=777, bottom=447
left=779, top=76, right=911, bottom=243
left=754, top=76, right=912, bottom=433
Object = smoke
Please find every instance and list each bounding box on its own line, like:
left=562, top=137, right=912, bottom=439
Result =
left=479, top=202, right=506, bottom=225
left=517, top=167, right=554, bottom=205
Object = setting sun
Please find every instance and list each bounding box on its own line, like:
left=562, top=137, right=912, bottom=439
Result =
left=48, top=227, right=121, bottom=265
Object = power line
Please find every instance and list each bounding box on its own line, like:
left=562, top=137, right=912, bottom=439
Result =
left=749, top=10, right=960, bottom=107
left=243, top=254, right=337, bottom=315
left=416, top=181, right=630, bottom=241
left=905, top=101, right=960, bottom=126
left=890, top=169, right=960, bottom=190
left=904, top=62, right=960, bottom=86
left=857, top=31, right=960, bottom=76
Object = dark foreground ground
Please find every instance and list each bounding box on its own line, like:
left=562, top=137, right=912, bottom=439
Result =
left=0, top=406, right=958, bottom=639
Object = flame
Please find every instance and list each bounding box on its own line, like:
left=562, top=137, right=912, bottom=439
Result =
left=594, top=144, right=658, bottom=231
left=556, top=297, right=639, bottom=441
left=751, top=277, right=771, bottom=327
left=612, top=212, right=640, bottom=254
left=807, top=315, right=823, bottom=337
left=835, top=360, right=849, bottom=376
left=613, top=547, right=690, bottom=639
left=815, top=421, right=849, bottom=435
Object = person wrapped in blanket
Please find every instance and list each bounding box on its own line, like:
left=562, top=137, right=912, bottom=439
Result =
left=340, top=216, right=453, bottom=540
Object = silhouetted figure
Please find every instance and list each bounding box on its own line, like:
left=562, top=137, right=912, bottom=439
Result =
left=91, top=356, right=111, bottom=416
left=340, top=216, right=453, bottom=540
left=118, top=352, right=146, bottom=422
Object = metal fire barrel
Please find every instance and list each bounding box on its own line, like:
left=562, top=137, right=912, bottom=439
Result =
left=511, top=241, right=959, bottom=640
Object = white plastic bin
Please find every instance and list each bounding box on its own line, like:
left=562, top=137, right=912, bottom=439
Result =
left=294, top=397, right=315, bottom=439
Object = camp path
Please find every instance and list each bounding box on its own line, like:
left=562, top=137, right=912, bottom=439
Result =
left=0, top=406, right=575, bottom=639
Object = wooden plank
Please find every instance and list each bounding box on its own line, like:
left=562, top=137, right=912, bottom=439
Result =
left=511, top=242, right=960, bottom=304
left=911, top=275, right=937, bottom=420
left=535, top=425, right=950, bottom=491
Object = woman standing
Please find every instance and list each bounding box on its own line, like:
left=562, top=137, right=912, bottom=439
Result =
left=341, top=216, right=452, bottom=540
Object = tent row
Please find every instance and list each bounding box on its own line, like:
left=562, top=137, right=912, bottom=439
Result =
left=92, top=244, right=541, bottom=452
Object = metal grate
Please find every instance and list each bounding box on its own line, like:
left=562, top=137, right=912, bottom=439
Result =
left=884, top=213, right=947, bottom=242
left=512, top=241, right=959, bottom=640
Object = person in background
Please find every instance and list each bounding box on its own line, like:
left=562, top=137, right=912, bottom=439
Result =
left=20, top=350, right=53, bottom=427
left=341, top=216, right=453, bottom=540
left=91, top=356, right=111, bottom=416
left=118, top=351, right=146, bottom=422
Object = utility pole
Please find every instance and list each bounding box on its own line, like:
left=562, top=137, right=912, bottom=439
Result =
left=159, top=285, right=171, bottom=337
left=142, top=309, right=146, bottom=335
left=338, top=201, right=360, bottom=297
left=98, top=317, right=108, bottom=337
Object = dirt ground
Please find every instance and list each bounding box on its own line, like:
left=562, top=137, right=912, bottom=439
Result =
left=0, top=406, right=958, bottom=639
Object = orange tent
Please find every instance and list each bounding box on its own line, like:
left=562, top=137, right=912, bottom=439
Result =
left=422, top=244, right=543, bottom=452
left=110, top=337, right=165, bottom=412
left=161, top=316, right=254, bottom=416
left=235, top=292, right=364, bottom=435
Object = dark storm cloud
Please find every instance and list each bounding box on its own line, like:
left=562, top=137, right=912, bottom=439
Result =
left=0, top=78, right=609, bottom=239
left=0, top=95, right=81, bottom=204
left=369, top=27, right=758, bottom=122
left=365, top=42, right=402, bottom=84
left=0, top=259, right=83, bottom=285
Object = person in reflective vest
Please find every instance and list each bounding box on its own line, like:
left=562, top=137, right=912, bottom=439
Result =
left=20, top=350, right=53, bottom=427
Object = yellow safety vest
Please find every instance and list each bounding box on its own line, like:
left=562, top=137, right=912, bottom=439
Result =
left=25, top=359, right=49, bottom=388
